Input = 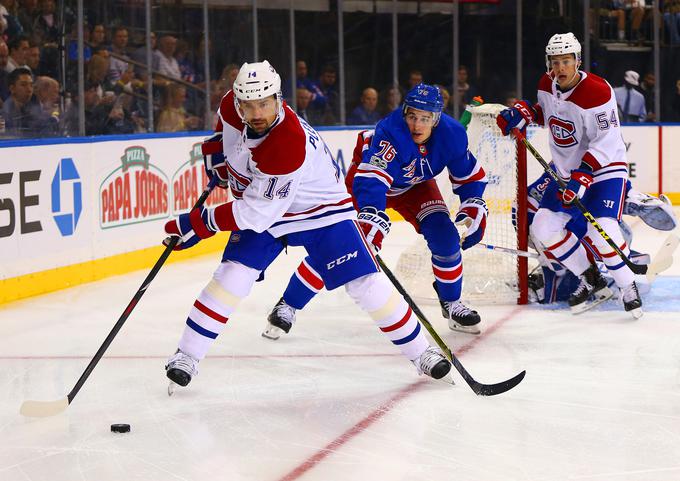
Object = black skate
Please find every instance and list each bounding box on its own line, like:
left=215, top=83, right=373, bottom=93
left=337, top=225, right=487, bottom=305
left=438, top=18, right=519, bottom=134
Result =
left=433, top=282, right=481, bottom=334
left=262, top=298, right=296, bottom=340
left=165, top=349, right=199, bottom=395
left=621, top=281, right=643, bottom=319
left=413, top=346, right=452, bottom=380
left=568, top=264, right=613, bottom=314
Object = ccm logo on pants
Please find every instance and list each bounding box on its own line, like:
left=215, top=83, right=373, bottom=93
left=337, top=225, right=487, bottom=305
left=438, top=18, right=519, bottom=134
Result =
left=327, top=251, right=358, bottom=270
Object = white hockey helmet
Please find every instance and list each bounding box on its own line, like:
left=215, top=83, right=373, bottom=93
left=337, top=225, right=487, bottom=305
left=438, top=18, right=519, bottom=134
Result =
left=232, top=60, right=283, bottom=121
left=545, top=32, right=582, bottom=71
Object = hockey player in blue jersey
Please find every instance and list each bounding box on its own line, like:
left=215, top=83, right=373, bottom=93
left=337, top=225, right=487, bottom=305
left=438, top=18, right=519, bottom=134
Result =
left=263, top=83, right=489, bottom=340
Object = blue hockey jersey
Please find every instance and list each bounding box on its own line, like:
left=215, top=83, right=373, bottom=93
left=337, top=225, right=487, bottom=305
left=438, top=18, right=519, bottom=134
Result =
left=352, top=109, right=487, bottom=212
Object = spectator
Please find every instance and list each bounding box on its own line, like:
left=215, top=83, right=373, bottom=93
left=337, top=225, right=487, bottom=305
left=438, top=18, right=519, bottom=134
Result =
left=175, top=38, right=196, bottom=84
left=107, top=26, right=131, bottom=83
left=156, top=82, right=200, bottom=132
left=614, top=70, right=646, bottom=122
left=5, top=34, right=29, bottom=74
left=154, top=35, right=181, bottom=81
left=380, top=84, right=403, bottom=116
left=455, top=65, right=478, bottom=112
left=435, top=84, right=453, bottom=116
left=624, top=0, right=646, bottom=42
left=67, top=22, right=92, bottom=63
left=348, top=87, right=380, bottom=125
left=32, top=0, right=58, bottom=46
left=316, top=64, right=338, bottom=122
left=87, top=53, right=113, bottom=98
left=295, top=59, right=326, bottom=109
left=1, top=66, right=36, bottom=136
left=504, top=91, right=519, bottom=108
left=0, top=40, right=9, bottom=100
left=62, top=80, right=108, bottom=136
left=663, top=0, right=680, bottom=45
left=29, top=74, right=59, bottom=135
left=130, top=30, right=157, bottom=79
left=219, top=63, right=239, bottom=92
left=590, top=1, right=626, bottom=41
left=406, top=69, right=423, bottom=91
left=640, top=72, right=655, bottom=121
left=1, top=0, right=23, bottom=38
left=25, top=42, right=39, bottom=75
left=90, top=24, right=107, bottom=53
left=295, top=87, right=314, bottom=123
left=17, top=0, right=38, bottom=37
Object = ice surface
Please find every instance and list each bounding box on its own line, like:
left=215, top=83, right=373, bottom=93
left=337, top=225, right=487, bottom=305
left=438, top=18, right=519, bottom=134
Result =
left=2, top=215, right=680, bottom=481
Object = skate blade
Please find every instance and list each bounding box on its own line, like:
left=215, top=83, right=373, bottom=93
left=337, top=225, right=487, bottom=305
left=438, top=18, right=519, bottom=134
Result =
left=627, top=307, right=644, bottom=319
left=167, top=381, right=179, bottom=397
left=261, top=325, right=284, bottom=340
left=448, top=321, right=481, bottom=335
left=570, top=287, right=614, bottom=315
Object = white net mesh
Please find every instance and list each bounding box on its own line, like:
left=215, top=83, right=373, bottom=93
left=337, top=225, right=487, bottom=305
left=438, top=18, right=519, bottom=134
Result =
left=394, top=103, right=521, bottom=305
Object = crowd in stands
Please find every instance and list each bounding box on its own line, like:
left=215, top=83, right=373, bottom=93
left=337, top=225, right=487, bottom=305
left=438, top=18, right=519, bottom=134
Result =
left=3, top=1, right=680, bottom=140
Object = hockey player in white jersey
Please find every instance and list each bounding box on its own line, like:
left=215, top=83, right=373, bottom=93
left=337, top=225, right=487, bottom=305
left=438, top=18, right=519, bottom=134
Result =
left=496, top=32, right=643, bottom=318
left=162, top=60, right=452, bottom=389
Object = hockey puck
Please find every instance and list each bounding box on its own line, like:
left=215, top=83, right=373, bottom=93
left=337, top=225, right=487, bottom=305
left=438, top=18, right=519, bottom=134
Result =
left=110, top=423, right=131, bottom=433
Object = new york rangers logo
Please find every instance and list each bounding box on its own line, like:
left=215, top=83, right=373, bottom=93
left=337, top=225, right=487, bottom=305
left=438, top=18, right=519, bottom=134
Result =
left=548, top=116, right=578, bottom=147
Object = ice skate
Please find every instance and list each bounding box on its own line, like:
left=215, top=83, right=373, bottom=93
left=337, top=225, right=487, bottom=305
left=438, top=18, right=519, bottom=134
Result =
left=568, top=264, right=613, bottom=314
left=262, top=297, right=296, bottom=340
left=621, top=281, right=643, bottom=319
left=413, top=346, right=452, bottom=380
left=165, top=349, right=199, bottom=394
left=432, top=282, right=481, bottom=334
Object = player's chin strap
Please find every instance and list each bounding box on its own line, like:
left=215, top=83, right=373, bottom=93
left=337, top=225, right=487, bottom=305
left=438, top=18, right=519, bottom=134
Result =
left=513, top=128, right=647, bottom=276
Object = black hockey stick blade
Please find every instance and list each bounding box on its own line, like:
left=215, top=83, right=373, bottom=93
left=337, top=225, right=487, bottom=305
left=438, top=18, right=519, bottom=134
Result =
left=376, top=255, right=526, bottom=396
left=452, top=356, right=526, bottom=396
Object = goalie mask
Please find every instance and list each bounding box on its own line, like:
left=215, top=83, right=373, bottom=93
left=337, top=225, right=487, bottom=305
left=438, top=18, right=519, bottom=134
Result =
left=403, top=83, right=444, bottom=126
left=232, top=60, right=283, bottom=127
left=545, top=32, right=582, bottom=72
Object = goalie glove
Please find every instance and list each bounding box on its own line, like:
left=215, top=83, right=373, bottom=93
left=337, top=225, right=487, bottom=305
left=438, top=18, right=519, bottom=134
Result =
left=455, top=197, right=488, bottom=250
left=496, top=100, right=543, bottom=136
left=202, top=132, right=229, bottom=189
left=164, top=207, right=217, bottom=250
left=357, top=206, right=391, bottom=252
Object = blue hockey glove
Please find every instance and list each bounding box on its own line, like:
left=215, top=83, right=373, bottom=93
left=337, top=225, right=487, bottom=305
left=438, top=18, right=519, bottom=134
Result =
left=202, top=132, right=229, bottom=189
left=358, top=207, right=391, bottom=252
left=455, top=197, right=488, bottom=250
left=496, top=100, right=541, bottom=136
left=164, top=207, right=217, bottom=250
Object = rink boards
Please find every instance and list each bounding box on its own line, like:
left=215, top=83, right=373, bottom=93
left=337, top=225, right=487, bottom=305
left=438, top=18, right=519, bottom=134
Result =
left=0, top=125, right=678, bottom=303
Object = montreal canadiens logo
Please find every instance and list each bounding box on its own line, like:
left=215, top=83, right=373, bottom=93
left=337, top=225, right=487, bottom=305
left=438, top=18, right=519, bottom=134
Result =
left=548, top=116, right=578, bottom=147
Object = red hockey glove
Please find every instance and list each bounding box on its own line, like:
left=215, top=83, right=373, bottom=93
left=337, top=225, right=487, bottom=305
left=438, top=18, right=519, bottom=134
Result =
left=560, top=169, right=593, bottom=207
left=357, top=207, right=391, bottom=252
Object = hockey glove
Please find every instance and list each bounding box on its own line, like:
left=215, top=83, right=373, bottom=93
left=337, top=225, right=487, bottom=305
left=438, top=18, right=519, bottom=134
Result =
left=496, top=100, right=542, bottom=136
left=202, top=132, right=229, bottom=189
left=455, top=197, right=488, bottom=250
left=560, top=169, right=593, bottom=207
left=164, top=207, right=217, bottom=250
left=357, top=207, right=391, bottom=252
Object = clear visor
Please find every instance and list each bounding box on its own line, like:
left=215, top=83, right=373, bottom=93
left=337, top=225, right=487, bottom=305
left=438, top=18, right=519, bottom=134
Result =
left=549, top=56, right=577, bottom=71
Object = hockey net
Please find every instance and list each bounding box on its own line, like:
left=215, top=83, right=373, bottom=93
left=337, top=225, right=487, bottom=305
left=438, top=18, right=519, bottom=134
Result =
left=394, top=103, right=528, bottom=305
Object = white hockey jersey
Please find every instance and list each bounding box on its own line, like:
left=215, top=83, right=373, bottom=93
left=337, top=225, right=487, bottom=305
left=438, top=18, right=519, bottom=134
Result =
left=536, top=72, right=628, bottom=183
left=215, top=90, right=355, bottom=237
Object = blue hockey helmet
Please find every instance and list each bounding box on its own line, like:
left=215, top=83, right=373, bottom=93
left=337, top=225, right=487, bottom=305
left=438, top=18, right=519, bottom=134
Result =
left=403, top=83, right=444, bottom=125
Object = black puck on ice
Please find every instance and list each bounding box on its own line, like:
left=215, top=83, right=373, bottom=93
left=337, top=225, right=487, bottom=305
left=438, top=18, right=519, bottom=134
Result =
left=110, top=423, right=131, bottom=433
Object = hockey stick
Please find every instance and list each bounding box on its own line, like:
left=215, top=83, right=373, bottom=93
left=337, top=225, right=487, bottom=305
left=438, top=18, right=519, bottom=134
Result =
left=376, top=255, right=526, bottom=396
left=477, top=242, right=539, bottom=259
left=645, top=233, right=679, bottom=283
left=20, top=179, right=218, bottom=418
left=513, top=129, right=647, bottom=275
